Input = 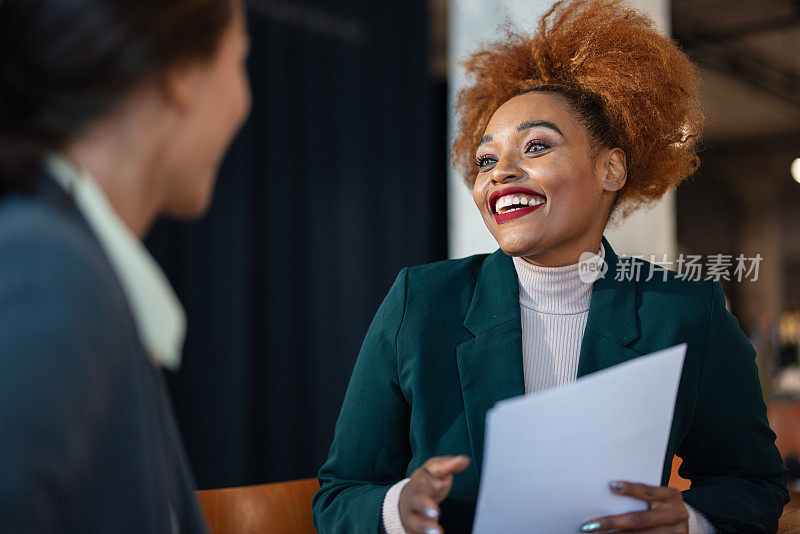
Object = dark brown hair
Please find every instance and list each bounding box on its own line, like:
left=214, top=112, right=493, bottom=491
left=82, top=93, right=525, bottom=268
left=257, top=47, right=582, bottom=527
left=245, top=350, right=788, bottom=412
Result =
left=451, top=0, right=705, bottom=217
left=0, top=0, right=235, bottom=193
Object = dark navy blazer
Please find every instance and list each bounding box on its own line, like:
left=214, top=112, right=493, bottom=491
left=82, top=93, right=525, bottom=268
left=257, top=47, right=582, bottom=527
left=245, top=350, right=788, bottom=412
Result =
left=0, top=174, right=208, bottom=533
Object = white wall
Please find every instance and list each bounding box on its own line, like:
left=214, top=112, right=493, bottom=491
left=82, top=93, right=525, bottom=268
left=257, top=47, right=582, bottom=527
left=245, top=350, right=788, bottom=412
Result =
left=447, top=0, right=674, bottom=259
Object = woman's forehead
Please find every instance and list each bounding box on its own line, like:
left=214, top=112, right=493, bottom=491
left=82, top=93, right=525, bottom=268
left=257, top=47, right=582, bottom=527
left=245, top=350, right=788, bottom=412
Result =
left=483, top=92, right=578, bottom=138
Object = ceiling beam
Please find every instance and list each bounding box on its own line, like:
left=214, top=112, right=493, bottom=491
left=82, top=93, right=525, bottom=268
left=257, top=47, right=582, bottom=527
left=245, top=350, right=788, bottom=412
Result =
left=673, top=0, right=800, bottom=40
left=677, top=37, right=800, bottom=110
left=683, top=18, right=800, bottom=41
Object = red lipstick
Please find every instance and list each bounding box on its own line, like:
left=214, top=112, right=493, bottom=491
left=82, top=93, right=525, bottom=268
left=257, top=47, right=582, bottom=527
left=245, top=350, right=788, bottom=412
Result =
left=488, top=186, right=546, bottom=225
left=493, top=204, right=544, bottom=224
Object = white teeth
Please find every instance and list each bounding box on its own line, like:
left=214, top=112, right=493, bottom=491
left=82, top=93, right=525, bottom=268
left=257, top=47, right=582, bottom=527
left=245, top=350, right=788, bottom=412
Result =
left=494, top=193, right=546, bottom=213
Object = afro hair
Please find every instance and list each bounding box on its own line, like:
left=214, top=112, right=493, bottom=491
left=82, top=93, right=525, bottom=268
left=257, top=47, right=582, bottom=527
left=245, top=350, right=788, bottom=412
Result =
left=451, top=0, right=705, bottom=217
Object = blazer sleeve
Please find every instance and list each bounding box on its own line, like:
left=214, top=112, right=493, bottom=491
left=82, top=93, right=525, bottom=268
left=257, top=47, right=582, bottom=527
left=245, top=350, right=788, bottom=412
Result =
left=0, top=227, right=123, bottom=532
left=678, top=280, right=789, bottom=533
left=312, top=269, right=412, bottom=534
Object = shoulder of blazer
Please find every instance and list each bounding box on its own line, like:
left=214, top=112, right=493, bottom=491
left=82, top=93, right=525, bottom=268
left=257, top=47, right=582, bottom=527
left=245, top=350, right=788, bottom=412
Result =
left=403, top=252, right=484, bottom=299
left=626, top=255, right=715, bottom=311
left=403, top=249, right=509, bottom=307
left=0, top=173, right=129, bottom=316
left=612, top=255, right=718, bottom=343
left=405, top=251, right=492, bottom=284
left=397, top=250, right=517, bottom=341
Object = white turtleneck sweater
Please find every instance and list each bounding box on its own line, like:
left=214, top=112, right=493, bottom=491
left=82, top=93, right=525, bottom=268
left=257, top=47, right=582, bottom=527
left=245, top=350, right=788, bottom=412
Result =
left=381, top=244, right=716, bottom=533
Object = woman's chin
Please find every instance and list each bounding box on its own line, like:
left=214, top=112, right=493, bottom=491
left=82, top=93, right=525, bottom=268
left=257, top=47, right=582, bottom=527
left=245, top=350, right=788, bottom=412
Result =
left=164, top=185, right=215, bottom=220
left=484, top=211, right=547, bottom=256
left=493, top=233, right=540, bottom=258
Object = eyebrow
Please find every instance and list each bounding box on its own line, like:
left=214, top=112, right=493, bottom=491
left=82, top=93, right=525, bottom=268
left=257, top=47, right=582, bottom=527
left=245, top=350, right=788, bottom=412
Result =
left=477, top=135, right=493, bottom=147
left=517, top=120, right=564, bottom=136
left=477, top=120, right=564, bottom=148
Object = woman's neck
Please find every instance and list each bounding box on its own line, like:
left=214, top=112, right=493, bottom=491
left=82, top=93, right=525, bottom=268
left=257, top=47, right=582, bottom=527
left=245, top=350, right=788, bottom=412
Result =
left=513, top=242, right=605, bottom=314
left=62, top=99, right=169, bottom=239
left=520, top=233, right=605, bottom=268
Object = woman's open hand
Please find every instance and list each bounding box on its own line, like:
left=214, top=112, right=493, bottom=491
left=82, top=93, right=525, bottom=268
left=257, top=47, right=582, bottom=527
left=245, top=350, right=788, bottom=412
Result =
left=579, top=480, right=689, bottom=533
left=399, top=455, right=471, bottom=534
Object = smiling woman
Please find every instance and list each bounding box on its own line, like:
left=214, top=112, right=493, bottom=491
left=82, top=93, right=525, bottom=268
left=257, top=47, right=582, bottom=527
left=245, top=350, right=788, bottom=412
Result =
left=470, top=92, right=626, bottom=266
left=312, top=1, right=789, bottom=533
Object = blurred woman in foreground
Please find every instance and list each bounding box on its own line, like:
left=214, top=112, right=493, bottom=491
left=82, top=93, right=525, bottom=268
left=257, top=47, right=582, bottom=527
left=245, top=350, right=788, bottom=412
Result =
left=0, top=0, right=250, bottom=531
left=313, top=1, right=788, bottom=532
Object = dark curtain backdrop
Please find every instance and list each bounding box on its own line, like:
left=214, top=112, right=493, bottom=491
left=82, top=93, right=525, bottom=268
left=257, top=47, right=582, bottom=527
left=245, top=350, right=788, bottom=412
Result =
left=145, top=0, right=447, bottom=490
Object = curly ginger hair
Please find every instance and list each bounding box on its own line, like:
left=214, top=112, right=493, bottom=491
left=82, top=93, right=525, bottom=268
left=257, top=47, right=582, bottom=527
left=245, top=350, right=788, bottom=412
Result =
left=451, top=0, right=705, bottom=217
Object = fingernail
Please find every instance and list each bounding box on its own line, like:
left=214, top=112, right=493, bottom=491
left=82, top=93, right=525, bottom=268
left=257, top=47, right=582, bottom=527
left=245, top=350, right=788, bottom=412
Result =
left=609, top=480, right=626, bottom=492
left=423, top=506, right=439, bottom=519
left=424, top=528, right=440, bottom=534
left=580, top=522, right=601, bottom=532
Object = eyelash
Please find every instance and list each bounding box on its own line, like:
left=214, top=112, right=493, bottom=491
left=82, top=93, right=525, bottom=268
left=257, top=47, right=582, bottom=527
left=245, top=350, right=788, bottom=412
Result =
left=475, top=140, right=551, bottom=169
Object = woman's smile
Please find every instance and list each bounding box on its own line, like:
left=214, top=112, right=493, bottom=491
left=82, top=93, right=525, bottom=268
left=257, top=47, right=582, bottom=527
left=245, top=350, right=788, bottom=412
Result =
left=489, top=186, right=547, bottom=224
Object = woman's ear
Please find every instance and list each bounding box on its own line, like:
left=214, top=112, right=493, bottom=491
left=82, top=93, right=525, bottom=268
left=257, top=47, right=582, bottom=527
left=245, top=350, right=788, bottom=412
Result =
left=600, top=147, right=627, bottom=192
left=159, top=61, right=204, bottom=114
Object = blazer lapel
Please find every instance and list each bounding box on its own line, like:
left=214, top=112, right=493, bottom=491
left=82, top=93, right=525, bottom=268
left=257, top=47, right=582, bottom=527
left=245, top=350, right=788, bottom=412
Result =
left=577, top=236, right=643, bottom=377
left=454, top=238, right=643, bottom=478
left=456, top=250, right=525, bottom=473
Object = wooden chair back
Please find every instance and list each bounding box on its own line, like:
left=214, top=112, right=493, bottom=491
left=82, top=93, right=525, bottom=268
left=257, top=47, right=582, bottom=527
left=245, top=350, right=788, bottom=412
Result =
left=769, top=401, right=800, bottom=458
left=196, top=475, right=800, bottom=533
left=779, top=507, right=800, bottom=533
left=196, top=478, right=319, bottom=534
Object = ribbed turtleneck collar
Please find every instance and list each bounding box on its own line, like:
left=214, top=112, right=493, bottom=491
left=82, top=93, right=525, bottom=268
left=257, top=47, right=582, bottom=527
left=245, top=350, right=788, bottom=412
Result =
left=511, top=243, right=605, bottom=315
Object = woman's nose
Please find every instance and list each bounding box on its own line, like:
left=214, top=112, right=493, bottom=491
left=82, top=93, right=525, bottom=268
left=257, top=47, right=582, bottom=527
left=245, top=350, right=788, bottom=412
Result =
left=490, top=160, right=523, bottom=185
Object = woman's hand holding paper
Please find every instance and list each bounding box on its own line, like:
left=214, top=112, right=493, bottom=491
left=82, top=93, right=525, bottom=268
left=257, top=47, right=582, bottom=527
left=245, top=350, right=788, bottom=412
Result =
left=580, top=480, right=689, bottom=533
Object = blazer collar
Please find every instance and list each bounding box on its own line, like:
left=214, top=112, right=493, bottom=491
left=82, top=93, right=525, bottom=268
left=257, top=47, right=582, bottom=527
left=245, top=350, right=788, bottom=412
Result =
left=462, top=236, right=639, bottom=344
left=587, top=236, right=639, bottom=343
left=43, top=155, right=187, bottom=371
left=462, top=247, right=521, bottom=336
left=576, top=235, right=642, bottom=376
left=456, top=249, right=524, bottom=480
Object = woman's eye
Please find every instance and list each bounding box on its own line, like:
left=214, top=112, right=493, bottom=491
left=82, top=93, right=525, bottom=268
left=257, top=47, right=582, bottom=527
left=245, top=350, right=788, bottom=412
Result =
left=526, top=141, right=550, bottom=153
left=475, top=156, right=497, bottom=169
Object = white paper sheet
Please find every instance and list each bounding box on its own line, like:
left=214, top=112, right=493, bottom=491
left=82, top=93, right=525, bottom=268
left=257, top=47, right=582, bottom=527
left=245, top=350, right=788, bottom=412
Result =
left=472, top=343, right=687, bottom=534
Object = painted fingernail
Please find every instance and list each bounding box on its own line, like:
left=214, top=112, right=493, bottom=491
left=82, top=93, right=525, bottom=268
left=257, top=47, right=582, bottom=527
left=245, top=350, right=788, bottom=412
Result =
left=609, top=480, right=626, bottom=491
left=424, top=528, right=440, bottom=534
left=423, top=506, right=439, bottom=519
left=580, top=522, right=601, bottom=532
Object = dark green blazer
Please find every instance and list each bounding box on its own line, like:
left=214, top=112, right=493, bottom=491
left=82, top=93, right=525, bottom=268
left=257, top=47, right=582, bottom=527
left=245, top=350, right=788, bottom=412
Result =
left=313, top=237, right=789, bottom=533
